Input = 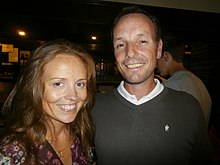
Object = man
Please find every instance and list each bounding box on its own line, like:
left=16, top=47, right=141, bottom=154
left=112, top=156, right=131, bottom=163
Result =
left=92, top=6, right=214, bottom=165
left=157, top=33, right=212, bottom=127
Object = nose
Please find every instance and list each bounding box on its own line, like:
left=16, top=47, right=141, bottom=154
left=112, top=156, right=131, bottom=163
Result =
left=126, top=42, right=136, bottom=58
left=64, top=85, right=77, bottom=101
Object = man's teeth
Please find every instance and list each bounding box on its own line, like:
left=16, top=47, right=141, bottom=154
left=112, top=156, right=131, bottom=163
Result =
left=59, top=105, right=75, bottom=111
left=127, top=63, right=143, bottom=68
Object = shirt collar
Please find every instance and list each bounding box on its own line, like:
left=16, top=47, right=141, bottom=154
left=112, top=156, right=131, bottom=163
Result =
left=117, top=78, right=164, bottom=105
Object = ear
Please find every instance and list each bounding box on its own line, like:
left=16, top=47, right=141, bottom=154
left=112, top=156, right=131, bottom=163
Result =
left=163, top=51, right=169, bottom=62
left=156, top=39, right=163, bottom=59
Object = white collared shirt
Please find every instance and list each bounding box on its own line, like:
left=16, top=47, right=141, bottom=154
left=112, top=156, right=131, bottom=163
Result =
left=117, top=78, right=164, bottom=105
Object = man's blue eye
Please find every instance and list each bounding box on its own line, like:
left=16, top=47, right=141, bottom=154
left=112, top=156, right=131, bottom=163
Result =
left=116, top=43, right=124, bottom=49
left=140, top=40, right=147, bottom=44
left=115, top=43, right=125, bottom=49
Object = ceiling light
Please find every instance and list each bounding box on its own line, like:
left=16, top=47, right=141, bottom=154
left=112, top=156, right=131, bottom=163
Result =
left=91, top=36, right=97, bottom=40
left=18, top=31, right=26, bottom=36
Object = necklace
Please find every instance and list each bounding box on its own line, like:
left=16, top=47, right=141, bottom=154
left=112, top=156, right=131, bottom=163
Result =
left=47, top=138, right=69, bottom=158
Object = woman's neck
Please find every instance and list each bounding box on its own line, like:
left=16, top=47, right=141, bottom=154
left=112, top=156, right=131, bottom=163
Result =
left=46, top=127, right=73, bottom=164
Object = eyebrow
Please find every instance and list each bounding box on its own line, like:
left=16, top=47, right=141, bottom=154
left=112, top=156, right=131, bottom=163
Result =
left=137, top=31, right=151, bottom=37
left=77, top=78, right=87, bottom=81
left=113, top=36, right=123, bottom=42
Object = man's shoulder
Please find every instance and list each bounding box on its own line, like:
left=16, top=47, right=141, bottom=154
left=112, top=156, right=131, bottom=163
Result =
left=162, top=87, right=203, bottom=116
left=163, top=86, right=199, bottom=103
left=163, top=86, right=189, bottom=96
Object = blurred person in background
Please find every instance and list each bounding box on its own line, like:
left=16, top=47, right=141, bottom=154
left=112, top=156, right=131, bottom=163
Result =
left=157, top=32, right=212, bottom=127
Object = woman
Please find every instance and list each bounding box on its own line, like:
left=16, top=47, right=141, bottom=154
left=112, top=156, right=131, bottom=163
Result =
left=0, top=39, right=96, bottom=164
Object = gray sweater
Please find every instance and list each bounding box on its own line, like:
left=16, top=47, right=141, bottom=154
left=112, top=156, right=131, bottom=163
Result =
left=92, top=87, right=214, bottom=165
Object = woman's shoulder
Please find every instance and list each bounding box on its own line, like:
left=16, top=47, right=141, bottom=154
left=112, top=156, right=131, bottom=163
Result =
left=0, top=135, right=27, bottom=164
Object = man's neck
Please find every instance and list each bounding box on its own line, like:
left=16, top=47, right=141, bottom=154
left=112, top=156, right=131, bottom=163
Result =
left=124, top=78, right=156, bottom=100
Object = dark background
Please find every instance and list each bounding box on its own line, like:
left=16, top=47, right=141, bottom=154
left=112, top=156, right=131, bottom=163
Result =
left=0, top=0, right=220, bottom=48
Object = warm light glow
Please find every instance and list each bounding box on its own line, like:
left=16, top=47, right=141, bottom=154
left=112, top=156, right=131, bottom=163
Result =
left=18, top=31, right=26, bottom=36
left=91, top=36, right=97, bottom=40
left=185, top=51, right=192, bottom=55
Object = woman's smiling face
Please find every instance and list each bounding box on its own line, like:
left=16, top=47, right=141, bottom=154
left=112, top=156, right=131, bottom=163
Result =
left=42, top=54, right=87, bottom=125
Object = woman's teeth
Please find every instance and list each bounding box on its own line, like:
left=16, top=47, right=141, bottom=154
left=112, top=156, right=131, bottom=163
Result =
left=59, top=104, right=75, bottom=111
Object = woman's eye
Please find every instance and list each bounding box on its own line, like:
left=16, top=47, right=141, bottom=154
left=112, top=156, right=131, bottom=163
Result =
left=53, top=82, right=63, bottom=87
left=76, top=82, right=86, bottom=89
